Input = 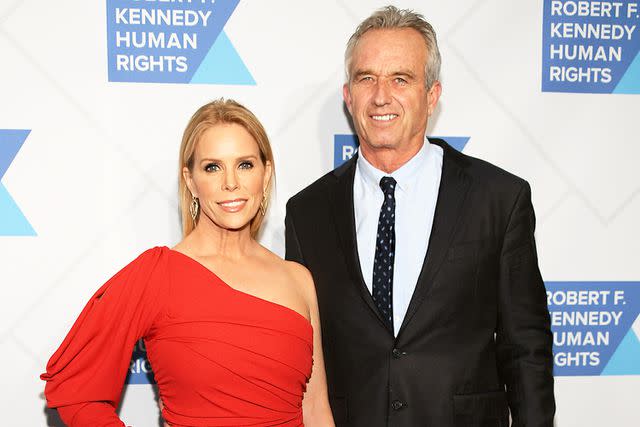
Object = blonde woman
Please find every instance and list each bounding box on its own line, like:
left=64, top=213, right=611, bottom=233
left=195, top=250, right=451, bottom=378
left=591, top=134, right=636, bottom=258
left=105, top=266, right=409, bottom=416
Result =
left=42, top=99, right=334, bottom=427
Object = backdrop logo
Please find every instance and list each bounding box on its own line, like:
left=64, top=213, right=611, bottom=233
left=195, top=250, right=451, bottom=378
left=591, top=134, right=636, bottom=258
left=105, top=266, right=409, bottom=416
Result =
left=542, top=0, right=640, bottom=93
left=0, top=129, right=35, bottom=236
left=125, top=339, right=155, bottom=384
left=546, top=282, right=640, bottom=376
left=333, top=135, right=470, bottom=168
left=106, top=0, right=255, bottom=84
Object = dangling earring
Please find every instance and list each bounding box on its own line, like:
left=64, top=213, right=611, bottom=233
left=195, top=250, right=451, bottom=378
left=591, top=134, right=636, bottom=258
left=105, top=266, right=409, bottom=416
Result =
left=259, top=191, right=267, bottom=216
left=190, top=195, right=199, bottom=223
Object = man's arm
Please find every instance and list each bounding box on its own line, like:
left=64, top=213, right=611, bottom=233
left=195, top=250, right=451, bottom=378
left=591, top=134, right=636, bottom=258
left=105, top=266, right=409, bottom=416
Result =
left=285, top=203, right=306, bottom=265
left=495, top=181, right=555, bottom=427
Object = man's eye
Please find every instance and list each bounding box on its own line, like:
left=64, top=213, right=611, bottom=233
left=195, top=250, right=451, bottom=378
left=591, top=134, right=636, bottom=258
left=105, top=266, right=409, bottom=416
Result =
left=359, top=76, right=374, bottom=83
left=204, top=163, right=220, bottom=172
left=394, top=77, right=407, bottom=85
left=239, top=161, right=254, bottom=170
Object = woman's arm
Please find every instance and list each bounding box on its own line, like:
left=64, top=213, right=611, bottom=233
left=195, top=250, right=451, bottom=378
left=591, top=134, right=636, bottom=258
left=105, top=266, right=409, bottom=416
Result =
left=41, top=247, right=168, bottom=426
left=291, top=263, right=335, bottom=427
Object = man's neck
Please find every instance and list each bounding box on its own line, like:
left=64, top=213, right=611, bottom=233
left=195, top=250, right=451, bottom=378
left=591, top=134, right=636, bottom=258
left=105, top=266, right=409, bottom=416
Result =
left=359, top=141, right=425, bottom=174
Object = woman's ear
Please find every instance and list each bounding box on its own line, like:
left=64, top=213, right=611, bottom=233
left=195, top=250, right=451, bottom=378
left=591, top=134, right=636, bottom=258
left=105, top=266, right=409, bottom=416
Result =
left=263, top=160, right=273, bottom=192
left=183, top=167, right=196, bottom=197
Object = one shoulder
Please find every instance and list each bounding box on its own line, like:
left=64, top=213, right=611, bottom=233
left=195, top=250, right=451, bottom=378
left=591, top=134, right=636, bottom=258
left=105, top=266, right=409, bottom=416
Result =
left=287, top=160, right=352, bottom=209
left=253, top=247, right=317, bottom=311
left=130, top=246, right=170, bottom=266
left=93, top=246, right=171, bottom=302
left=141, top=245, right=168, bottom=257
left=109, top=246, right=171, bottom=283
left=439, top=143, right=527, bottom=191
left=284, top=259, right=312, bottom=282
left=257, top=247, right=312, bottom=283
left=283, top=260, right=316, bottom=301
left=465, top=156, right=526, bottom=187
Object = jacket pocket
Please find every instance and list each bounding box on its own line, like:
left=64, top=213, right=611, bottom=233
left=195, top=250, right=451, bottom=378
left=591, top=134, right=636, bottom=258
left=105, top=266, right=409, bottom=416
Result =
left=453, top=390, right=508, bottom=427
left=329, top=395, right=348, bottom=424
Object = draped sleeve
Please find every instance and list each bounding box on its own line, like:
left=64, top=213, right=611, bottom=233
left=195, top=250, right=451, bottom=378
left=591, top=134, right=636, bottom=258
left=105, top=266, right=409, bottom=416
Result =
left=40, top=247, right=169, bottom=427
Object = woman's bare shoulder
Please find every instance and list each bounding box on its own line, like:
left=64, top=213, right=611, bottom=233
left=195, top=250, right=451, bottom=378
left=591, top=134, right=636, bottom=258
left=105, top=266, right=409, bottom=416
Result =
left=258, top=247, right=314, bottom=293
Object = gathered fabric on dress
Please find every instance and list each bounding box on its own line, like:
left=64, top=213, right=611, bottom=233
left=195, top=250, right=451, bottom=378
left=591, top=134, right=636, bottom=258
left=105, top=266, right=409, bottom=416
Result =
left=41, top=247, right=313, bottom=427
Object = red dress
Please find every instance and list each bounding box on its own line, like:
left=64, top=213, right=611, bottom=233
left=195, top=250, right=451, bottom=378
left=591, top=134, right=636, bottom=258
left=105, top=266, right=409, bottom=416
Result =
left=41, top=247, right=313, bottom=427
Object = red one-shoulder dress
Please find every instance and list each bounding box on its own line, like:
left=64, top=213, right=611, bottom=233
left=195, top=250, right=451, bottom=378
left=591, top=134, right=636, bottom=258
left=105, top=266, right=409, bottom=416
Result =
left=41, top=247, right=313, bottom=427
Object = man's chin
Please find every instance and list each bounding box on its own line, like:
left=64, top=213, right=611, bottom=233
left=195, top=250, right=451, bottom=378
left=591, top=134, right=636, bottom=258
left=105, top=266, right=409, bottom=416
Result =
left=362, top=139, right=401, bottom=151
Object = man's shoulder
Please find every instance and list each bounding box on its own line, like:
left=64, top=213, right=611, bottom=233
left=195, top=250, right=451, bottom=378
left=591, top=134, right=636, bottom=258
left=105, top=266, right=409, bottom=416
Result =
left=465, top=153, right=527, bottom=187
left=287, top=157, right=355, bottom=211
left=433, top=139, right=528, bottom=191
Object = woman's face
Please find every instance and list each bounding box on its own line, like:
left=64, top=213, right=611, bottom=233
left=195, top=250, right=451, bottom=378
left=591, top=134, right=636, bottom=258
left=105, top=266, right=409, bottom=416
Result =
left=184, top=123, right=271, bottom=234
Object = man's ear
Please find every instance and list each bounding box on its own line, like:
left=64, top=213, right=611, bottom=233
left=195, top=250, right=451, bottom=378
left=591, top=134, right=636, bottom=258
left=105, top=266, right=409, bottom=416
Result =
left=427, top=80, right=442, bottom=117
left=343, top=83, right=353, bottom=115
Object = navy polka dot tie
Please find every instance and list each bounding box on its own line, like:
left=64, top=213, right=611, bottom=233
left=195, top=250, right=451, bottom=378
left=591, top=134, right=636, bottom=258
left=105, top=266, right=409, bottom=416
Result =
left=372, top=176, right=396, bottom=330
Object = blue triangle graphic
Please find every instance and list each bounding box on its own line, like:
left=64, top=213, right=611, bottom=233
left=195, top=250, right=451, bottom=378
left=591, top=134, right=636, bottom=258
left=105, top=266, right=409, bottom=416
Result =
left=614, top=50, right=640, bottom=94
left=190, top=31, right=255, bottom=85
left=601, top=328, right=640, bottom=375
left=0, top=183, right=36, bottom=236
left=0, top=129, right=30, bottom=179
left=434, top=136, right=470, bottom=152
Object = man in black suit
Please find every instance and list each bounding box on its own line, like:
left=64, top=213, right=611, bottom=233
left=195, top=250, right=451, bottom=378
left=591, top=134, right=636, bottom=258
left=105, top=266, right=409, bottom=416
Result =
left=285, top=6, right=554, bottom=427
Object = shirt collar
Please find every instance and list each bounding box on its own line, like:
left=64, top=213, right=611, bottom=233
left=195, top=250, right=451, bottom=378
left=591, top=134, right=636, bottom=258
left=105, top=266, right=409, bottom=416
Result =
left=356, top=140, right=431, bottom=193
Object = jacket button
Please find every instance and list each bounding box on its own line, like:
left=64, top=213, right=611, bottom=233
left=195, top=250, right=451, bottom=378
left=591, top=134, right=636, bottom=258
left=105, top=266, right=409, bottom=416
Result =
left=391, top=400, right=405, bottom=410
left=392, top=348, right=403, bottom=358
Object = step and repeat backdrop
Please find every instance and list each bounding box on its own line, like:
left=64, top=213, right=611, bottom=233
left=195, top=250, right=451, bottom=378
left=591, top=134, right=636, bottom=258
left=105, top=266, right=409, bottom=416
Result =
left=1, top=0, right=638, bottom=425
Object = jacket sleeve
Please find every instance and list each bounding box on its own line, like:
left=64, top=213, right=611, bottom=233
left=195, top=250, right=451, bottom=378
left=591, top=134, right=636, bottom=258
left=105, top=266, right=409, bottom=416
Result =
left=285, top=201, right=306, bottom=266
left=495, top=182, right=555, bottom=427
left=40, top=247, right=169, bottom=427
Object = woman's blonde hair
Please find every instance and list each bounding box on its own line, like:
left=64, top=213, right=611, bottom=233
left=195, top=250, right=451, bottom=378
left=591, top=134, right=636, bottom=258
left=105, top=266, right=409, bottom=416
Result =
left=178, top=98, right=274, bottom=237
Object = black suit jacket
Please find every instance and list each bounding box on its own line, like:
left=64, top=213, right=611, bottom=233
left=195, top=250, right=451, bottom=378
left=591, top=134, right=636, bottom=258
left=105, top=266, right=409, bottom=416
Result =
left=285, top=139, right=555, bottom=427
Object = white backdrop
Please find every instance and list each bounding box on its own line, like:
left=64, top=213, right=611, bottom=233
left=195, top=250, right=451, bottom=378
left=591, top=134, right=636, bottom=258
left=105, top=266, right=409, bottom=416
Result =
left=0, top=0, right=638, bottom=426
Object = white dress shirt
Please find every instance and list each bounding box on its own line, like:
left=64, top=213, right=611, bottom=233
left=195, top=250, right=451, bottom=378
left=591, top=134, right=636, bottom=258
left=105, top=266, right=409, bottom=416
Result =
left=354, top=141, right=443, bottom=336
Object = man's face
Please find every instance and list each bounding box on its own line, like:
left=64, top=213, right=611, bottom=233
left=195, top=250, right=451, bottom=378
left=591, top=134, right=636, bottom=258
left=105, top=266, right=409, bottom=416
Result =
left=343, top=28, right=441, bottom=158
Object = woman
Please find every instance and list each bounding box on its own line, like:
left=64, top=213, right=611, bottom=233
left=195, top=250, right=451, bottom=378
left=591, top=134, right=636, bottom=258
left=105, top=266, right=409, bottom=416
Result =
left=41, top=99, right=335, bottom=427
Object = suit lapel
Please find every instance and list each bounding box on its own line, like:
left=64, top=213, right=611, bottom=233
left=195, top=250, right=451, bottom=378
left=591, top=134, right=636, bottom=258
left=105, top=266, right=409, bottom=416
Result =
left=398, top=141, right=471, bottom=335
left=330, top=155, right=391, bottom=332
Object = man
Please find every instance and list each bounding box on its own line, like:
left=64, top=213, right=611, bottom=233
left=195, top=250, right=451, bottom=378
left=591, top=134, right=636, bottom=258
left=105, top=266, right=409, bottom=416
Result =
left=285, top=6, right=554, bottom=427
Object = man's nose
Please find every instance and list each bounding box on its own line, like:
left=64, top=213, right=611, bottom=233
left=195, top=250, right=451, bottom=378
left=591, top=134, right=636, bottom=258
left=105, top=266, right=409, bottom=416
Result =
left=373, top=80, right=392, bottom=106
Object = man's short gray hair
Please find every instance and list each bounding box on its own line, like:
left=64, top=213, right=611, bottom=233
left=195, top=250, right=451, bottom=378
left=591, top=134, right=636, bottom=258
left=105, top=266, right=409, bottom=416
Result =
left=345, top=5, right=441, bottom=89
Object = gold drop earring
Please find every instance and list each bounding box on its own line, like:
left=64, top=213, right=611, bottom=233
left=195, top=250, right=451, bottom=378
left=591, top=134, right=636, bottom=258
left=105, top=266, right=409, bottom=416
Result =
left=259, top=191, right=267, bottom=216
left=190, top=195, right=199, bottom=223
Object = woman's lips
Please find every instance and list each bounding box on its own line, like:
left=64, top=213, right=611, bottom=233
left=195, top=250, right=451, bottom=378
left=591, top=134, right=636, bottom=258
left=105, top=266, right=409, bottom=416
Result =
left=217, top=198, right=247, bottom=213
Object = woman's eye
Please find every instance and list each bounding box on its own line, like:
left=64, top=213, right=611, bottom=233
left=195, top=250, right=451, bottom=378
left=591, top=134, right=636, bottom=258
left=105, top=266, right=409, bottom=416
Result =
left=204, top=163, right=220, bottom=172
left=238, top=161, right=254, bottom=170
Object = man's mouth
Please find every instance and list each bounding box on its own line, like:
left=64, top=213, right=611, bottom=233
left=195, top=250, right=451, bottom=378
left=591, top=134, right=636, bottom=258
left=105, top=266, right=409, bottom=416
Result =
left=371, top=114, right=398, bottom=122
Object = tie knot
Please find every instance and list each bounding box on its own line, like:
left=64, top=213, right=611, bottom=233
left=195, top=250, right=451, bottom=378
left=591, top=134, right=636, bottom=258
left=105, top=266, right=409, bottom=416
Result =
left=379, top=176, right=397, bottom=196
